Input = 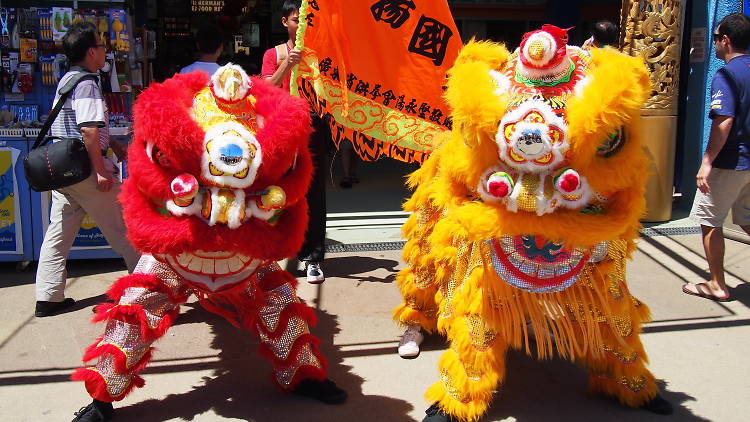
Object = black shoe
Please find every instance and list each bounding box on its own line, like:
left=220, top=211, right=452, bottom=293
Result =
left=339, top=177, right=353, bottom=189
left=35, top=298, right=75, bottom=317
left=72, top=399, right=114, bottom=421
left=423, top=403, right=455, bottom=422
left=293, top=378, right=347, bottom=404
left=641, top=394, right=673, bottom=415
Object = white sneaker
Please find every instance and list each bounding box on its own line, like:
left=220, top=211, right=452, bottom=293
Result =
left=306, top=261, right=325, bottom=284
left=398, top=325, right=424, bottom=359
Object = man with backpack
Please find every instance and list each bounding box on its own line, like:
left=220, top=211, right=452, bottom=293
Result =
left=34, top=21, right=139, bottom=317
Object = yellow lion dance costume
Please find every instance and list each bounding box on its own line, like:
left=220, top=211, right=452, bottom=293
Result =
left=394, top=26, right=672, bottom=421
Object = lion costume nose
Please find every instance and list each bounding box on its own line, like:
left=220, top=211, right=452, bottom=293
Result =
left=200, top=122, right=262, bottom=189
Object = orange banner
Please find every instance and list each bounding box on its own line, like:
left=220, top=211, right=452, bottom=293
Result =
left=293, top=0, right=461, bottom=163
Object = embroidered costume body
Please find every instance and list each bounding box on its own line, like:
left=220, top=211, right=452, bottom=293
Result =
left=393, top=26, right=664, bottom=421
left=72, top=64, right=331, bottom=402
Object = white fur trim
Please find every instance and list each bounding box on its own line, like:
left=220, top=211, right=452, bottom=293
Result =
left=211, top=63, right=252, bottom=102
left=489, top=69, right=511, bottom=96
left=496, top=99, right=568, bottom=172
left=516, top=56, right=571, bottom=83
left=573, top=75, right=591, bottom=99
left=479, top=167, right=594, bottom=215
left=521, top=32, right=557, bottom=68
left=166, top=193, right=203, bottom=217
left=247, top=199, right=277, bottom=221
left=227, top=189, right=245, bottom=229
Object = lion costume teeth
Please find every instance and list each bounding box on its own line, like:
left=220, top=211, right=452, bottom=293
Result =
left=394, top=28, right=658, bottom=421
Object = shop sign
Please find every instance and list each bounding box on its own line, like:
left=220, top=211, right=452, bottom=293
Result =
left=192, top=0, right=225, bottom=13
left=0, top=147, right=22, bottom=254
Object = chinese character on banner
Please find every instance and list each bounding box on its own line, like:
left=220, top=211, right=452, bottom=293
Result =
left=408, top=15, right=453, bottom=66
left=293, top=0, right=461, bottom=164
left=370, top=0, right=416, bottom=29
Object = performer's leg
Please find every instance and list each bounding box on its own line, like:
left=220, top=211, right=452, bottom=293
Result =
left=573, top=293, right=671, bottom=414
left=72, top=256, right=189, bottom=403
left=35, top=190, right=85, bottom=304
left=394, top=204, right=445, bottom=359
left=245, top=263, right=344, bottom=403
left=424, top=315, right=508, bottom=422
left=393, top=266, right=440, bottom=332
left=393, top=204, right=445, bottom=334
left=298, top=115, right=328, bottom=283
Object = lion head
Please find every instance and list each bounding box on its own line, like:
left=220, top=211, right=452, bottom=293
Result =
left=121, top=64, right=312, bottom=292
left=415, top=28, right=651, bottom=293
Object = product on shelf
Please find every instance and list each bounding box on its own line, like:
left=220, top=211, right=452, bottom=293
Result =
left=20, top=38, right=38, bottom=62
left=51, top=7, right=73, bottom=41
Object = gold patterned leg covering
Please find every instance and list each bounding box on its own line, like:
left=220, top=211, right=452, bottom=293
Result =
left=393, top=266, right=440, bottom=332
left=574, top=273, right=658, bottom=407
left=72, top=255, right=189, bottom=402
left=425, top=314, right=508, bottom=422
left=393, top=205, right=444, bottom=333
left=252, top=263, right=326, bottom=391
left=582, top=313, right=658, bottom=406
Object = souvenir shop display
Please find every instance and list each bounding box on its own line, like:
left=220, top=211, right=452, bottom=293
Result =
left=0, top=4, right=151, bottom=264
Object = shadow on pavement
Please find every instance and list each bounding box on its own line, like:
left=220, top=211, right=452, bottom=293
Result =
left=322, top=255, right=400, bottom=284
left=285, top=255, right=400, bottom=284
left=65, top=293, right=108, bottom=315
left=729, top=282, right=750, bottom=308
left=480, top=351, right=708, bottom=422
left=118, top=299, right=414, bottom=422
left=0, top=258, right=128, bottom=289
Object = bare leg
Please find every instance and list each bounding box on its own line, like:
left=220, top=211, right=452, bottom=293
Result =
left=683, top=225, right=730, bottom=299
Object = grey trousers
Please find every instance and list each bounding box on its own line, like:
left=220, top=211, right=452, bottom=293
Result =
left=35, top=172, right=140, bottom=302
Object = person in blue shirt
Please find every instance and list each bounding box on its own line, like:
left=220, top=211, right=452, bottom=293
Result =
left=180, top=24, right=223, bottom=76
left=685, top=13, right=750, bottom=302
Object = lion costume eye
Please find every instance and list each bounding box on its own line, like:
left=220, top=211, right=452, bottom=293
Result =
left=154, top=148, right=172, bottom=168
left=146, top=141, right=173, bottom=168
left=596, top=127, right=626, bottom=158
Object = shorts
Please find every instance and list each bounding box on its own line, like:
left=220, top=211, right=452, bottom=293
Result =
left=690, top=168, right=750, bottom=227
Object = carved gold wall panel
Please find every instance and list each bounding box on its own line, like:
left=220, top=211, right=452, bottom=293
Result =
left=620, top=0, right=684, bottom=114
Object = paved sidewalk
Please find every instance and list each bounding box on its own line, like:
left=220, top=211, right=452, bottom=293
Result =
left=1, top=230, right=749, bottom=422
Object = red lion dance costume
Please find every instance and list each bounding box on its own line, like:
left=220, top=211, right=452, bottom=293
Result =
left=71, top=64, right=345, bottom=421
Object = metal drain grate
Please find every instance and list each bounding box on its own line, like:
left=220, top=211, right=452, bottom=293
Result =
left=325, top=226, right=701, bottom=253
left=641, top=226, right=702, bottom=237
left=326, top=241, right=406, bottom=253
